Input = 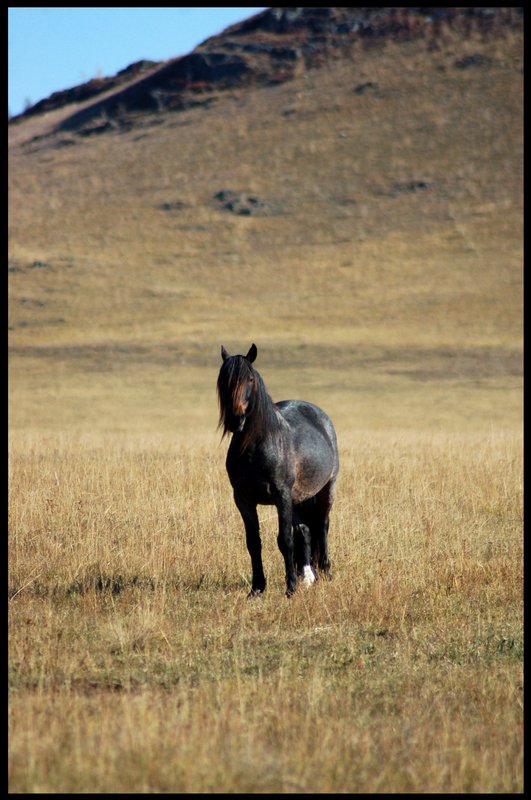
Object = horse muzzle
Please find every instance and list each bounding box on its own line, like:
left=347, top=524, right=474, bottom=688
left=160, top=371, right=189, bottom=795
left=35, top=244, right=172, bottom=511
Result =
left=225, top=412, right=246, bottom=433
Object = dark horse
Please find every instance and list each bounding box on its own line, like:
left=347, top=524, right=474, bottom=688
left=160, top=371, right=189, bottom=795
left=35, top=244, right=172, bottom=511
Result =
left=217, top=344, right=339, bottom=597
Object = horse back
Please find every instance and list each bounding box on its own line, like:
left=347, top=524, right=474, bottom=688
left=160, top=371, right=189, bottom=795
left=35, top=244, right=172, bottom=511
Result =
left=276, top=400, right=339, bottom=502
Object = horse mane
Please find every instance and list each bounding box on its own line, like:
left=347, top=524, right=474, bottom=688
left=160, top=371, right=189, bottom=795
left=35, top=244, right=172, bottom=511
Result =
left=217, top=356, right=282, bottom=452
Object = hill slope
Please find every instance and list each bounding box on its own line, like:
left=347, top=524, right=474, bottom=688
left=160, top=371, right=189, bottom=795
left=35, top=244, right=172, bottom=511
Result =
left=8, top=7, right=523, bottom=436
left=9, top=7, right=522, bottom=138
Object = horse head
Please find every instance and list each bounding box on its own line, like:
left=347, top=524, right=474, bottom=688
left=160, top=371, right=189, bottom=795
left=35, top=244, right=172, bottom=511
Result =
left=218, top=344, right=258, bottom=434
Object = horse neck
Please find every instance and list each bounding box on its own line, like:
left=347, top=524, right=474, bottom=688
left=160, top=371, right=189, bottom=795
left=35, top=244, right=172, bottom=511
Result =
left=241, top=373, right=280, bottom=451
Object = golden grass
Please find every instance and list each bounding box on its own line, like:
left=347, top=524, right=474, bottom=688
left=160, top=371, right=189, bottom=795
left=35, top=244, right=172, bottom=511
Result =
left=8, top=37, right=523, bottom=353
left=8, top=431, right=523, bottom=793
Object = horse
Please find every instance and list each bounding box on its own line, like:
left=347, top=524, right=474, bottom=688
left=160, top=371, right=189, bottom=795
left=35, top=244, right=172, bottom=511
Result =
left=217, top=343, right=339, bottom=597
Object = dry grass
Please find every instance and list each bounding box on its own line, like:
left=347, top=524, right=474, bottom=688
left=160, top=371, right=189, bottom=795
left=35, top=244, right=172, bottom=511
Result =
left=8, top=26, right=523, bottom=795
left=8, top=36, right=523, bottom=352
left=8, top=431, right=523, bottom=793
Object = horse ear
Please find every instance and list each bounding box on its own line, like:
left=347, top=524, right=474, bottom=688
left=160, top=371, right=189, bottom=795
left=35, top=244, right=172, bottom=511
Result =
left=246, top=344, right=257, bottom=363
left=221, top=346, right=230, bottom=362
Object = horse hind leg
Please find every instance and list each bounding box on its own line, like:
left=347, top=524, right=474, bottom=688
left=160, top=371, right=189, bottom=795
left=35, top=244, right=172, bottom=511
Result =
left=276, top=491, right=298, bottom=597
left=310, top=482, right=335, bottom=580
left=313, top=516, right=331, bottom=578
left=293, top=517, right=315, bottom=586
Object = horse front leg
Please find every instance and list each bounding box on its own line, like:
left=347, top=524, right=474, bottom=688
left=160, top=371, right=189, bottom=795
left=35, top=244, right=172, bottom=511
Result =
left=234, top=493, right=266, bottom=596
left=276, top=492, right=297, bottom=597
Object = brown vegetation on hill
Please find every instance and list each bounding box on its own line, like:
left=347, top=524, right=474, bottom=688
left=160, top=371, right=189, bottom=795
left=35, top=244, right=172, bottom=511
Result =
left=8, top=9, right=522, bottom=419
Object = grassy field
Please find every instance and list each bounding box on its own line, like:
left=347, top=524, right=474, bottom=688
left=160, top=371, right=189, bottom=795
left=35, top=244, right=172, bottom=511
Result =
left=8, top=24, right=522, bottom=794
left=8, top=430, right=523, bottom=793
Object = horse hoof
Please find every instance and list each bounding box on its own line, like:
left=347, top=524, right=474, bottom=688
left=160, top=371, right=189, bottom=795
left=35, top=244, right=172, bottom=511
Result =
left=247, top=588, right=265, bottom=599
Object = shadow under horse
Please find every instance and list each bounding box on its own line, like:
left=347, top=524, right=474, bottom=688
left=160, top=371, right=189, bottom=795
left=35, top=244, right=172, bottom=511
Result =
left=217, top=343, right=339, bottom=596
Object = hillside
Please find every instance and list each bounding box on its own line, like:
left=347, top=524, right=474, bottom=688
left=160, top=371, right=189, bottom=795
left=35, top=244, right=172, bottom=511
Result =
left=9, top=7, right=523, bottom=138
left=8, top=7, right=523, bottom=437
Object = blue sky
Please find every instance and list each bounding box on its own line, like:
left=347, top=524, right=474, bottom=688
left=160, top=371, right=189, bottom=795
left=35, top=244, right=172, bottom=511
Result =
left=8, top=7, right=267, bottom=118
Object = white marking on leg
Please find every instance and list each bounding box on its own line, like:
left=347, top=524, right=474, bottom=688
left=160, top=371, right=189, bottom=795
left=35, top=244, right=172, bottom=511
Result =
left=302, top=565, right=315, bottom=586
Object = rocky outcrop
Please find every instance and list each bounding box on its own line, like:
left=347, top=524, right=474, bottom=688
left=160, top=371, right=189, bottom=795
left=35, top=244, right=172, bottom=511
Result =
left=10, top=7, right=523, bottom=136
left=11, top=60, right=158, bottom=120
